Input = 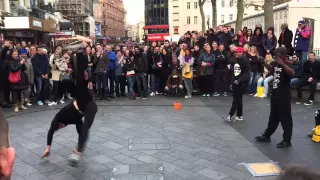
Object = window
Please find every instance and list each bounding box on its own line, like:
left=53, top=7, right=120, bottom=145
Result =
left=229, top=14, right=233, bottom=21
left=173, top=12, right=179, bottom=14
left=173, top=19, right=179, bottom=22
left=194, top=2, right=198, bottom=8
left=187, top=16, right=191, bottom=24
left=229, top=0, right=233, bottom=7
left=187, top=2, right=190, bottom=9
left=221, top=0, right=225, bottom=7
left=221, top=15, right=224, bottom=23
left=254, top=5, right=258, bottom=10
left=173, top=5, right=179, bottom=8
left=194, top=16, right=198, bottom=24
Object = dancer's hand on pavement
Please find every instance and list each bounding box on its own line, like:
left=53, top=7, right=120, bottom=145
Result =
left=41, top=146, right=50, bottom=159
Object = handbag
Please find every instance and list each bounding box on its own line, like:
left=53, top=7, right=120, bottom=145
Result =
left=8, top=71, right=21, bottom=83
left=60, top=73, right=73, bottom=82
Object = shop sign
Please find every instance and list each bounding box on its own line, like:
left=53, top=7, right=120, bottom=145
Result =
left=43, top=19, right=57, bottom=33
left=4, top=17, right=30, bottom=29
left=147, top=34, right=170, bottom=41
left=33, top=20, right=42, bottom=28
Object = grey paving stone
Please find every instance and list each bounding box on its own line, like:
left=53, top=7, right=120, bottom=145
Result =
left=172, top=168, right=199, bottom=179
left=129, top=163, right=163, bottom=174
left=112, top=164, right=130, bottom=175
left=141, top=137, right=168, bottom=143
left=146, top=173, right=165, bottom=180
left=151, top=152, right=180, bottom=163
left=90, top=154, right=114, bottom=164
left=97, top=147, right=122, bottom=157
left=24, top=172, right=52, bottom=180
left=129, top=143, right=157, bottom=150
left=49, top=171, right=77, bottom=180
left=198, top=168, right=227, bottom=180
left=173, top=145, right=198, bottom=154
left=111, top=174, right=147, bottom=180
left=14, top=163, right=39, bottom=176
left=156, top=143, right=171, bottom=150
left=33, top=161, right=63, bottom=175
left=10, top=173, right=24, bottom=180
left=66, top=166, right=99, bottom=179
left=117, top=147, right=141, bottom=156
left=137, top=155, right=159, bottom=163
left=102, top=141, right=125, bottom=150
left=164, top=127, right=184, bottom=132
left=171, top=159, right=200, bottom=170
left=138, top=150, right=159, bottom=155
left=81, top=161, right=111, bottom=173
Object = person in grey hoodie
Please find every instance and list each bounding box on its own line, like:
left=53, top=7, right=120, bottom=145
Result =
left=21, top=53, right=33, bottom=106
left=115, top=50, right=126, bottom=97
left=93, top=44, right=109, bottom=100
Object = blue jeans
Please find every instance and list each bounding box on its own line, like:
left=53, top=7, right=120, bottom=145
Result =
left=248, top=72, right=260, bottom=94
left=136, top=73, right=147, bottom=97
left=257, top=75, right=274, bottom=96
left=297, top=50, right=308, bottom=69
left=126, top=76, right=136, bottom=97
left=290, top=78, right=299, bottom=87
left=35, top=77, right=44, bottom=102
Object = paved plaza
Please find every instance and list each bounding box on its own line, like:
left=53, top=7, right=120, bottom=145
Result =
left=3, top=96, right=319, bottom=180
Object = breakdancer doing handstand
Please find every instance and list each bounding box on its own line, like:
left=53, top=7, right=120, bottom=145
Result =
left=41, top=42, right=97, bottom=166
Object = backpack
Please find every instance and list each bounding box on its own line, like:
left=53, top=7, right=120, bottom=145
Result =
left=312, top=125, right=320, bottom=143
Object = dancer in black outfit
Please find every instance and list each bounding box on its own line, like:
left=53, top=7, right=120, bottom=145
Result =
left=255, top=47, right=295, bottom=148
left=42, top=42, right=98, bottom=166
left=224, top=47, right=250, bottom=121
left=41, top=101, right=84, bottom=159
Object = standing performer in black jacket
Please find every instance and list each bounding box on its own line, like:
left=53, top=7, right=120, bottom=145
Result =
left=255, top=47, right=295, bottom=148
left=223, top=47, right=250, bottom=122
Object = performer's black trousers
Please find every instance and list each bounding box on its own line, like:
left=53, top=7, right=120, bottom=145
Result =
left=315, top=110, right=320, bottom=127
left=229, top=84, right=246, bottom=117
left=77, top=101, right=97, bottom=152
left=264, top=97, right=293, bottom=142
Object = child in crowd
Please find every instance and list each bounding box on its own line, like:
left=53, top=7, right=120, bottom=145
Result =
left=165, top=69, right=183, bottom=96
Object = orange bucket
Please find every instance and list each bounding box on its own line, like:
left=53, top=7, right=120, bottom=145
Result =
left=174, top=102, right=182, bottom=111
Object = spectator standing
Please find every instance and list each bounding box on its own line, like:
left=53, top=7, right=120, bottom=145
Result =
left=125, top=51, right=136, bottom=99
left=93, top=44, right=109, bottom=100
left=249, top=27, right=263, bottom=56
left=22, top=53, right=33, bottom=106
left=261, top=27, right=277, bottom=57
left=207, top=29, right=219, bottom=47
left=134, top=46, right=148, bottom=99
left=182, top=49, right=194, bottom=98
left=245, top=29, right=253, bottom=44
left=278, top=23, right=293, bottom=55
left=0, top=41, right=11, bottom=108
left=198, top=45, right=215, bottom=98
left=296, top=52, right=320, bottom=106
left=114, top=50, right=126, bottom=97
left=220, top=26, right=233, bottom=51
left=32, top=47, right=50, bottom=105
left=105, top=45, right=116, bottom=98
left=294, top=20, right=311, bottom=69
left=247, top=46, right=263, bottom=95
left=213, top=44, right=229, bottom=96
left=8, top=51, right=27, bottom=112
left=159, top=48, right=172, bottom=95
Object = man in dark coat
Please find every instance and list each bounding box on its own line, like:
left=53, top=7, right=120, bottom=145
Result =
left=278, top=23, right=293, bottom=55
left=0, top=41, right=11, bottom=108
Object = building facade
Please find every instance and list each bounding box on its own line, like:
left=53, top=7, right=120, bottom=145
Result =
left=144, top=0, right=169, bottom=42
left=127, top=20, right=145, bottom=42
left=101, top=0, right=126, bottom=38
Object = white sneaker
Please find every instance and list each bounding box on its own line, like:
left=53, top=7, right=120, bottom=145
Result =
left=150, top=92, right=155, bottom=96
left=60, top=99, right=65, bottom=104
left=44, top=100, right=51, bottom=104
left=185, top=95, right=189, bottom=99
left=68, top=152, right=81, bottom=167
left=48, top=102, right=57, bottom=106
left=26, top=102, right=32, bottom=106
left=14, top=107, right=19, bottom=112
left=188, top=95, right=192, bottom=98
left=261, top=94, right=267, bottom=98
left=67, top=94, right=73, bottom=100
left=20, top=105, right=28, bottom=110
left=155, top=91, right=159, bottom=95
left=223, top=115, right=232, bottom=122
left=234, top=116, right=244, bottom=121
left=254, top=93, right=258, bottom=97
left=37, top=101, right=44, bottom=106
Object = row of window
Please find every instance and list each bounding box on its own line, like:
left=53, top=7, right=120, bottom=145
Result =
left=221, top=14, right=233, bottom=23
left=186, top=16, right=198, bottom=24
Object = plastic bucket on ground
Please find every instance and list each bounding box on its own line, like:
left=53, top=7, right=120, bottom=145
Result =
left=174, top=102, right=182, bottom=111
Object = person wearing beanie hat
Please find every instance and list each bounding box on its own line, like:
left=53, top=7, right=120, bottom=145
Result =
left=223, top=46, right=250, bottom=122
left=255, top=47, right=295, bottom=148
left=294, top=20, right=311, bottom=69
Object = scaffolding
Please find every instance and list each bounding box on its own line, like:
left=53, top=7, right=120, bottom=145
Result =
left=56, top=0, right=93, bottom=36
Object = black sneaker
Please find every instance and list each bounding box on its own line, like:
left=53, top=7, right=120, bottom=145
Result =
left=304, top=100, right=313, bottom=106
left=255, top=135, right=271, bottom=143
left=276, top=141, right=292, bottom=148
left=130, top=96, right=136, bottom=100
left=223, top=92, right=228, bottom=96
left=296, top=100, right=302, bottom=105
left=116, top=93, right=121, bottom=98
